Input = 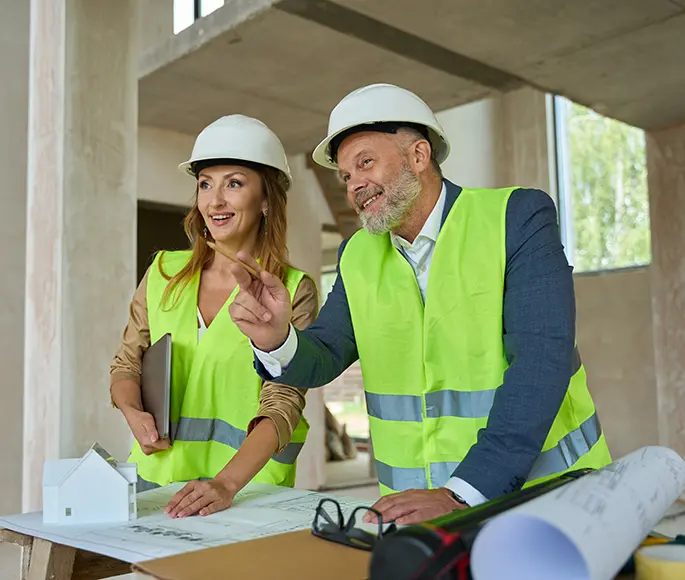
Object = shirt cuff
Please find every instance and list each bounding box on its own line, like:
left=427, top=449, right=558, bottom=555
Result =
left=252, top=324, right=298, bottom=378
left=444, top=476, right=489, bottom=507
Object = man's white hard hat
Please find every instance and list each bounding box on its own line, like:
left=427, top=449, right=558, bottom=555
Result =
left=179, top=114, right=293, bottom=191
left=312, top=83, right=451, bottom=170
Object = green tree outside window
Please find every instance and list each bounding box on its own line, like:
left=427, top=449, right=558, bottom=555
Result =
left=557, top=98, right=651, bottom=272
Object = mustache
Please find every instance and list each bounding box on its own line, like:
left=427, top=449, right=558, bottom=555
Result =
left=354, top=186, right=384, bottom=210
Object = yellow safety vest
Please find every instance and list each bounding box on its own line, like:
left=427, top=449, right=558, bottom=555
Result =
left=129, top=250, right=310, bottom=489
left=340, top=187, right=612, bottom=496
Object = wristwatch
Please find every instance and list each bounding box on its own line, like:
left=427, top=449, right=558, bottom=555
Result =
left=444, top=488, right=469, bottom=507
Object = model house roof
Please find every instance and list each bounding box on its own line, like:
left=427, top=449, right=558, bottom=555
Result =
left=43, top=443, right=136, bottom=487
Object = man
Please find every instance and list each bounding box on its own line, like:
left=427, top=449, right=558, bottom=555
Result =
left=227, top=83, right=612, bottom=525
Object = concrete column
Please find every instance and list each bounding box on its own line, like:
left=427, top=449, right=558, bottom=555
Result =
left=646, top=123, right=685, bottom=460
left=138, top=0, right=174, bottom=54
left=23, top=0, right=138, bottom=511
left=287, top=154, right=326, bottom=491
left=496, top=88, right=556, bottom=201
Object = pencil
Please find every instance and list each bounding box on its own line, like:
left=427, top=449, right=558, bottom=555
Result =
left=206, top=241, right=260, bottom=278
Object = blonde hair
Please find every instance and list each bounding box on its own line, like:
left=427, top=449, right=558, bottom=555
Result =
left=159, top=164, right=289, bottom=309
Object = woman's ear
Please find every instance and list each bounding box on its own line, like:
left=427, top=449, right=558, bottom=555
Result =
left=261, top=200, right=268, bottom=216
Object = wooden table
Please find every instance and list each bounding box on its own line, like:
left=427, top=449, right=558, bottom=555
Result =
left=1, top=525, right=639, bottom=580
left=0, top=528, right=132, bottom=580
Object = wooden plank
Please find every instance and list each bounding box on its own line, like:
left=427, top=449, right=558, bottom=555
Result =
left=27, top=538, right=75, bottom=580
left=0, top=528, right=34, bottom=547
left=21, top=542, right=33, bottom=580
left=71, top=549, right=132, bottom=580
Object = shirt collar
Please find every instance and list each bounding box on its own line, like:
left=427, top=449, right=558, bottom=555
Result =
left=391, top=182, right=446, bottom=250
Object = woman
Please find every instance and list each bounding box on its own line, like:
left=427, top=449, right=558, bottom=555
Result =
left=110, top=114, right=318, bottom=518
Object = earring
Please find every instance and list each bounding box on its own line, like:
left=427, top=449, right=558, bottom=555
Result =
left=203, top=227, right=208, bottom=239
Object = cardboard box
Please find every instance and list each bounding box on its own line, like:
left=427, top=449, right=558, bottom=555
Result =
left=133, top=529, right=371, bottom=579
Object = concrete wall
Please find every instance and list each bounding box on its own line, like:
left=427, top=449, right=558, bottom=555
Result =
left=138, top=0, right=174, bottom=54
left=437, top=98, right=499, bottom=189
left=0, top=2, right=28, bottom=574
left=574, top=269, right=658, bottom=458
left=138, top=126, right=196, bottom=207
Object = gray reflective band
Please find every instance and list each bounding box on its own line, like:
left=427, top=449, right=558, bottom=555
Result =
left=528, top=412, right=602, bottom=481
left=171, top=417, right=302, bottom=465
left=429, top=462, right=460, bottom=488
left=375, top=460, right=427, bottom=491
left=273, top=442, right=304, bottom=465
left=174, top=417, right=245, bottom=449
left=137, top=476, right=160, bottom=492
left=572, top=346, right=582, bottom=375
left=425, top=389, right=496, bottom=419
left=376, top=460, right=463, bottom=491
left=365, top=392, right=423, bottom=422
left=137, top=475, right=210, bottom=492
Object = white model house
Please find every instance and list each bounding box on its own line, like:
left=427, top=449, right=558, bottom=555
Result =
left=42, top=443, right=138, bottom=525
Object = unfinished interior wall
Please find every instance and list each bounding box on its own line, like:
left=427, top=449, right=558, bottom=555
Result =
left=138, top=126, right=196, bottom=207
left=574, top=269, right=658, bottom=458
left=496, top=88, right=555, bottom=197
left=286, top=154, right=326, bottom=490
left=646, top=122, right=685, bottom=461
left=437, top=99, right=499, bottom=189
left=0, top=2, right=28, bottom=575
left=138, top=0, right=174, bottom=54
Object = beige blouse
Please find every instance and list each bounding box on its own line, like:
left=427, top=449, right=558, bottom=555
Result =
left=109, top=265, right=319, bottom=452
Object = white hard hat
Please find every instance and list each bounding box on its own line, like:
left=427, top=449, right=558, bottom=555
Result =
left=312, top=83, right=450, bottom=170
left=179, top=114, right=293, bottom=191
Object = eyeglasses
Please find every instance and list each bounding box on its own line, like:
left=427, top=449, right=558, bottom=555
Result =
left=311, top=497, right=397, bottom=551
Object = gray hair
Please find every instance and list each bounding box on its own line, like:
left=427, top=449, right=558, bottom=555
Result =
left=395, top=127, right=443, bottom=178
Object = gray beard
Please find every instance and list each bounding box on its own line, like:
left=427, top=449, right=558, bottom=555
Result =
left=359, top=164, right=422, bottom=236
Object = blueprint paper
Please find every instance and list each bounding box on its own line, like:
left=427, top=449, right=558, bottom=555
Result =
left=0, top=482, right=375, bottom=563
left=470, top=446, right=685, bottom=580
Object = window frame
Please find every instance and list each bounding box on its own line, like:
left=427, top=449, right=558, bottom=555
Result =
left=550, top=94, right=651, bottom=274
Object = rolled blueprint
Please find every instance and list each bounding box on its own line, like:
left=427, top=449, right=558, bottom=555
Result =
left=470, top=446, right=685, bottom=580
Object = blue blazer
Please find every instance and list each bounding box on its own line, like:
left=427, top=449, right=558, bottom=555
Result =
left=255, top=179, right=578, bottom=500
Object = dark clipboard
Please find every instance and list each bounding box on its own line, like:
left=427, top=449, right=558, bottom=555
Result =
left=140, top=332, right=171, bottom=440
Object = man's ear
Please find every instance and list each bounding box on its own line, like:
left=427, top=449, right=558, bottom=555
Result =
left=409, top=139, right=433, bottom=173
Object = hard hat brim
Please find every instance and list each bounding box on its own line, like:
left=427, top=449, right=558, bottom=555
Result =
left=312, top=121, right=450, bottom=170
left=177, top=155, right=292, bottom=191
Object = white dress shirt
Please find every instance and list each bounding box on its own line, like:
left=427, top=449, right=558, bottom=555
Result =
left=254, top=183, right=488, bottom=507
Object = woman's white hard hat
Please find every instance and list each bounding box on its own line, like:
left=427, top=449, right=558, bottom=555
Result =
left=179, top=114, right=293, bottom=191
left=312, top=83, right=451, bottom=170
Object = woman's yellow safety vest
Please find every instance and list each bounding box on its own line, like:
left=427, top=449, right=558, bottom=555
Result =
left=129, top=250, right=310, bottom=489
left=340, top=187, right=612, bottom=497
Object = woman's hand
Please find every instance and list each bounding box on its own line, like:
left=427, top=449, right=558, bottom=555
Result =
left=165, top=478, right=239, bottom=518
left=121, top=406, right=170, bottom=455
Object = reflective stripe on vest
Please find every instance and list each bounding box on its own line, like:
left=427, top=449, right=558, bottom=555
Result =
left=367, top=346, right=583, bottom=422
left=375, top=411, right=603, bottom=491
left=527, top=412, right=602, bottom=481
left=171, top=418, right=303, bottom=465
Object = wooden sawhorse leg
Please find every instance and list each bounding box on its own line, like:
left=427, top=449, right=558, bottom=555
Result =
left=1, top=529, right=131, bottom=580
